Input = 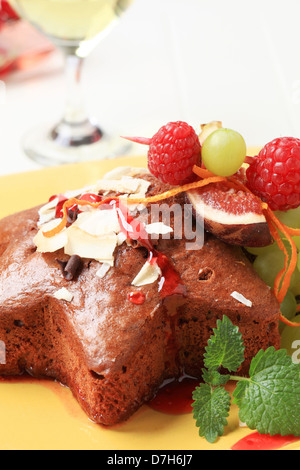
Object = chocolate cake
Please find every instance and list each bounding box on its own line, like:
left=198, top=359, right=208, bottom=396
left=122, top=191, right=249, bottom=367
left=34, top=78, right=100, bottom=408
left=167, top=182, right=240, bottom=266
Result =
left=0, top=168, right=280, bottom=426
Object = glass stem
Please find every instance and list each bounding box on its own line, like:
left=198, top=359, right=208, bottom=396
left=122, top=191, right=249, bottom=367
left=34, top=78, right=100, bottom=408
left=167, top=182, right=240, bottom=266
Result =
left=51, top=53, right=102, bottom=147
left=63, top=53, right=88, bottom=125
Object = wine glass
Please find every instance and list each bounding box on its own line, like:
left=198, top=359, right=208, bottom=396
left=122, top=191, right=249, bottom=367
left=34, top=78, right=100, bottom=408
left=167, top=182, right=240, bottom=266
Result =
left=8, top=0, right=134, bottom=165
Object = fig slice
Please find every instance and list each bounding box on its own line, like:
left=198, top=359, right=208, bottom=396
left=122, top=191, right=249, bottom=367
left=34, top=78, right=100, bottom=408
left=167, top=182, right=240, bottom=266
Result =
left=186, top=182, right=272, bottom=247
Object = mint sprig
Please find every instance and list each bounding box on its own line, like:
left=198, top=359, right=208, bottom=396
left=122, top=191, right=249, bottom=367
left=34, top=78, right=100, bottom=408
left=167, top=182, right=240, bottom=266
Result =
left=204, top=315, right=245, bottom=372
left=192, top=384, right=231, bottom=444
left=192, top=315, right=300, bottom=444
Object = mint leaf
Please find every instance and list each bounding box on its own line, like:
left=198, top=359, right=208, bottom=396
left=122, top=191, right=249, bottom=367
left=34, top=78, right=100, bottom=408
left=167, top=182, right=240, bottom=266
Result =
left=192, top=383, right=231, bottom=443
left=233, top=347, right=300, bottom=436
left=204, top=315, right=245, bottom=372
left=202, top=368, right=230, bottom=386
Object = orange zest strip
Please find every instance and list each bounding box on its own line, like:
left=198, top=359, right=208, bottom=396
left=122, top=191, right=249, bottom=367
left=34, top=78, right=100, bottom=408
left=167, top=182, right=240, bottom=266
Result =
left=265, top=208, right=297, bottom=302
left=125, top=175, right=227, bottom=205
left=279, top=313, right=300, bottom=327
left=42, top=197, right=113, bottom=238
left=192, top=166, right=215, bottom=179
left=281, top=226, right=300, bottom=236
left=264, top=207, right=300, bottom=327
left=266, top=217, right=288, bottom=298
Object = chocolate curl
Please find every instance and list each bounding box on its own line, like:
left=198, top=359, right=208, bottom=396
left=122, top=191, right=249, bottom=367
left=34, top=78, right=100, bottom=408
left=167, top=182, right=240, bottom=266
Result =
left=57, top=255, right=83, bottom=281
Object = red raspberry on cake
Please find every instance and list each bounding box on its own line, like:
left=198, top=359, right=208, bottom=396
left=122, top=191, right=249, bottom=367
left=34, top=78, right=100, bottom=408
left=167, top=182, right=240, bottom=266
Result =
left=246, top=137, right=300, bottom=211
left=124, top=121, right=201, bottom=186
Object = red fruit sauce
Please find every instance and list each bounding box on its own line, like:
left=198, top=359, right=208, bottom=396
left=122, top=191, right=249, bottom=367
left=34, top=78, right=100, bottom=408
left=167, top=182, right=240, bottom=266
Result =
left=127, top=291, right=146, bottom=305
left=148, top=377, right=198, bottom=415
left=49, top=194, right=71, bottom=219
left=114, top=199, right=186, bottom=299
left=79, top=193, right=102, bottom=204
left=232, top=432, right=300, bottom=451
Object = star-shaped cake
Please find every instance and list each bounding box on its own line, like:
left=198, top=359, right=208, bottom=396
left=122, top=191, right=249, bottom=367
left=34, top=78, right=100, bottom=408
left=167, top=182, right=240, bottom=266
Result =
left=0, top=168, right=280, bottom=425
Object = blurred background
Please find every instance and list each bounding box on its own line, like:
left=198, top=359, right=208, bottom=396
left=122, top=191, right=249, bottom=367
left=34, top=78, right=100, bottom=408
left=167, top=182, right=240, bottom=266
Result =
left=1, top=0, right=300, bottom=175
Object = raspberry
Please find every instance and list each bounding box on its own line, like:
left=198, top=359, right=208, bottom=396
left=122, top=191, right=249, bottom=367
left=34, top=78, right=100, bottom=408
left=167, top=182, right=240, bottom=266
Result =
left=124, top=122, right=201, bottom=186
left=246, top=137, right=300, bottom=211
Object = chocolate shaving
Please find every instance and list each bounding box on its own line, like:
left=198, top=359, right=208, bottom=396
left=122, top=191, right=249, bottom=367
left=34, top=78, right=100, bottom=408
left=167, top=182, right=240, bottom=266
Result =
left=56, top=255, right=83, bottom=281
left=67, top=206, right=80, bottom=225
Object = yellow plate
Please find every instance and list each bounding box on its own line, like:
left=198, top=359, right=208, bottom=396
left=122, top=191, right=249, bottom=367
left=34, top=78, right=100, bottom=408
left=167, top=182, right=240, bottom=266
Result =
left=0, top=154, right=299, bottom=451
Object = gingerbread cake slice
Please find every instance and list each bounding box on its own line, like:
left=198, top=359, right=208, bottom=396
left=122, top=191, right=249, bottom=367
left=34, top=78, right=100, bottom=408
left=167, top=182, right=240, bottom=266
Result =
left=0, top=168, right=280, bottom=425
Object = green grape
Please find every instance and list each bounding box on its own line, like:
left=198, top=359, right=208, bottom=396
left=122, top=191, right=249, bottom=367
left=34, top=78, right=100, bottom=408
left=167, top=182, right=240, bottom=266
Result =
left=201, top=128, right=246, bottom=177
left=275, top=207, right=300, bottom=229
left=293, top=236, right=300, bottom=251
left=290, top=266, right=300, bottom=296
left=253, top=248, right=300, bottom=292
left=280, top=315, right=300, bottom=361
left=245, top=243, right=277, bottom=256
left=253, top=250, right=284, bottom=287
left=279, top=291, right=297, bottom=333
left=246, top=232, right=299, bottom=257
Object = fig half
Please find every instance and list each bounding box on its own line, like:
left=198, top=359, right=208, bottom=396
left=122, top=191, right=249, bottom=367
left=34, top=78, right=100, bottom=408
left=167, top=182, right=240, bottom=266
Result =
left=186, top=182, right=272, bottom=247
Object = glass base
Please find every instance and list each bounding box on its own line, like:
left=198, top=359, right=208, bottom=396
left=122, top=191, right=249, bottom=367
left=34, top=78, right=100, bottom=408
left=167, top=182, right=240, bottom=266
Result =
left=22, top=121, right=132, bottom=166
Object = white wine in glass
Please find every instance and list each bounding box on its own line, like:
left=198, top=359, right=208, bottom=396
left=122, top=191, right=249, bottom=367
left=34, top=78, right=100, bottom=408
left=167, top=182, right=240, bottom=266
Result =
left=9, top=0, right=134, bottom=165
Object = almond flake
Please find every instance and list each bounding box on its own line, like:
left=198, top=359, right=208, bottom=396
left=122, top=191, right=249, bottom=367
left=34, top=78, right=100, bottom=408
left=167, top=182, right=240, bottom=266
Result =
left=117, top=232, right=127, bottom=246
left=63, top=186, right=94, bottom=199
left=72, top=209, right=120, bottom=236
left=132, top=261, right=162, bottom=287
left=96, top=263, right=111, bottom=279
left=103, top=167, right=149, bottom=180
left=230, top=291, right=252, bottom=308
left=95, top=177, right=140, bottom=195
left=53, top=287, right=73, bottom=302
left=38, top=197, right=59, bottom=226
left=128, top=178, right=151, bottom=199
left=145, top=222, right=173, bottom=235
left=34, top=219, right=68, bottom=253
left=64, top=225, right=117, bottom=264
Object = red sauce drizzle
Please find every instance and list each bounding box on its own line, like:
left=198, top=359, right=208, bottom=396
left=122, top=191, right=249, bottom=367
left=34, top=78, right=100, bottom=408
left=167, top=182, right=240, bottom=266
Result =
left=232, top=432, right=300, bottom=451
left=127, top=291, right=146, bottom=305
left=49, top=194, right=69, bottom=218
left=79, top=193, right=102, bottom=204
left=148, top=377, right=198, bottom=415
left=50, top=193, right=102, bottom=219
left=114, top=200, right=186, bottom=299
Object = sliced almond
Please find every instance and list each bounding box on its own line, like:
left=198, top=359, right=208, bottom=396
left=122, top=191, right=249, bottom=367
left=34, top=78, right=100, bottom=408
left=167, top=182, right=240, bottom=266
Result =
left=230, top=291, right=253, bottom=308
left=34, top=219, right=68, bottom=253
left=132, top=261, right=162, bottom=287
left=73, top=209, right=120, bottom=236
left=53, top=287, right=73, bottom=302
left=65, top=225, right=117, bottom=264
left=145, top=222, right=173, bottom=235
left=95, top=263, right=111, bottom=279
